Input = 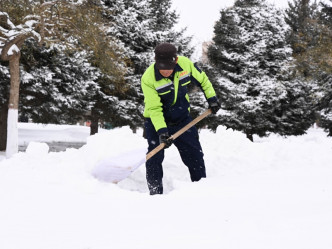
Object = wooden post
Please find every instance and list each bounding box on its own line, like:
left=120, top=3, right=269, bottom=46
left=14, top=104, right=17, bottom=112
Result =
left=0, top=103, right=8, bottom=151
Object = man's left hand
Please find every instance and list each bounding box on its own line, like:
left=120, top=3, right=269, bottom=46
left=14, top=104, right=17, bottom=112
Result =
left=209, top=100, right=221, bottom=114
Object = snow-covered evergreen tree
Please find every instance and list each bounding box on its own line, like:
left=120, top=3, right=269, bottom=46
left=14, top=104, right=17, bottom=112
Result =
left=18, top=40, right=101, bottom=125
left=316, top=0, right=332, bottom=135
left=63, top=0, right=129, bottom=134
left=321, top=0, right=332, bottom=25
left=285, top=0, right=321, bottom=77
left=148, top=0, right=194, bottom=57
left=285, top=0, right=319, bottom=53
left=285, top=0, right=332, bottom=135
left=317, top=75, right=332, bottom=135
left=207, top=0, right=315, bottom=140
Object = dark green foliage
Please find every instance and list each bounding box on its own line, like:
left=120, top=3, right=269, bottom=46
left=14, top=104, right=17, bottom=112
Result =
left=318, top=1, right=332, bottom=134
left=0, top=62, right=10, bottom=106
left=285, top=0, right=319, bottom=56
left=320, top=0, right=332, bottom=26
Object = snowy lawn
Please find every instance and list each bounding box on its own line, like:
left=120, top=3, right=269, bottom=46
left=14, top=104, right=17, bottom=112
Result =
left=0, top=124, right=332, bottom=249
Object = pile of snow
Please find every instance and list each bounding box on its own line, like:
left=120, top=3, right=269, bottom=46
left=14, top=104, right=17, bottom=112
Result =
left=0, top=124, right=332, bottom=249
left=18, top=122, right=92, bottom=145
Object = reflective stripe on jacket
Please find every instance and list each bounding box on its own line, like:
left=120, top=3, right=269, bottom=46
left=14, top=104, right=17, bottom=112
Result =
left=141, top=56, right=216, bottom=132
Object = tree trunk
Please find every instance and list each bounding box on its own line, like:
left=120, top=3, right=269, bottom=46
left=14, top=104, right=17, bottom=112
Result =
left=90, top=115, right=99, bottom=135
left=6, top=54, right=20, bottom=158
left=0, top=103, right=8, bottom=151
left=246, top=133, right=254, bottom=142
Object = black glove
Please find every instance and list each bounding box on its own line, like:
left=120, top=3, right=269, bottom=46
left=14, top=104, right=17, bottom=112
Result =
left=209, top=100, right=221, bottom=114
left=159, top=132, right=173, bottom=149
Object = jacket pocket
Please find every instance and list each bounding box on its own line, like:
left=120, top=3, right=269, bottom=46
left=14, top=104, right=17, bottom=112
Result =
left=156, top=82, right=173, bottom=95
left=179, top=74, right=191, bottom=86
left=156, top=82, right=173, bottom=106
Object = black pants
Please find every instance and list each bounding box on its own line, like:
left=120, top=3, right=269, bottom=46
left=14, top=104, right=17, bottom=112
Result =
left=144, top=116, right=206, bottom=195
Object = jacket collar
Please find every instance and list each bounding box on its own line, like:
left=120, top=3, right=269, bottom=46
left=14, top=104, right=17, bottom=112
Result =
left=154, top=63, right=183, bottom=81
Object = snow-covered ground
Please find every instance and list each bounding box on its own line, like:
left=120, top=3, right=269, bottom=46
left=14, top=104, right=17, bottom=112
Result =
left=17, top=122, right=90, bottom=151
left=0, top=123, right=332, bottom=249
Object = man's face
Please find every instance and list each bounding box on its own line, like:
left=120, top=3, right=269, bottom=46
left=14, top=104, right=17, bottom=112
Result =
left=159, top=69, right=174, bottom=78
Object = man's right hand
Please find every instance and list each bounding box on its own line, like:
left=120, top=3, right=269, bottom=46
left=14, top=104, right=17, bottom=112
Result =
left=159, top=132, right=173, bottom=149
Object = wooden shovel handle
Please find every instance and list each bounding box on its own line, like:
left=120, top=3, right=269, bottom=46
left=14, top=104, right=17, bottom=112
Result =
left=146, top=109, right=212, bottom=161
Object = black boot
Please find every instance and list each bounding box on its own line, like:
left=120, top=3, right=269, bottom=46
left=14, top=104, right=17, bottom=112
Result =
left=148, top=182, right=163, bottom=195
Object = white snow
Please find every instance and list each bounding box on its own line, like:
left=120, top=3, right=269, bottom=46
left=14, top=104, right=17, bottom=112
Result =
left=24, top=20, right=38, bottom=28
left=0, top=123, right=332, bottom=249
left=7, top=44, right=20, bottom=56
left=25, top=141, right=49, bottom=155
left=18, top=122, right=91, bottom=145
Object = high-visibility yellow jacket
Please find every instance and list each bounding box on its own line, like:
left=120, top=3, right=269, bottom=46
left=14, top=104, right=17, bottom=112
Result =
left=141, top=56, right=217, bottom=133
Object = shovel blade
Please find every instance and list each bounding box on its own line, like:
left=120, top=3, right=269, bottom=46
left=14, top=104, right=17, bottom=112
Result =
left=92, top=148, right=147, bottom=183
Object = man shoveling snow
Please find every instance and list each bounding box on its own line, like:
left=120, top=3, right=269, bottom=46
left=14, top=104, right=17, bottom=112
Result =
left=141, top=43, right=220, bottom=195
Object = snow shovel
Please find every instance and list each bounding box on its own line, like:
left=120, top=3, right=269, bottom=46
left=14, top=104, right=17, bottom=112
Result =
left=146, top=108, right=212, bottom=161
left=92, top=109, right=212, bottom=183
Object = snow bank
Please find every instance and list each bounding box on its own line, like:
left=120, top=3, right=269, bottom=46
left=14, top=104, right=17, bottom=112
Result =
left=0, top=124, right=332, bottom=249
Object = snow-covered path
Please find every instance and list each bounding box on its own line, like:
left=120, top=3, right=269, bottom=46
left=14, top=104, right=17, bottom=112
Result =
left=0, top=124, right=331, bottom=249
